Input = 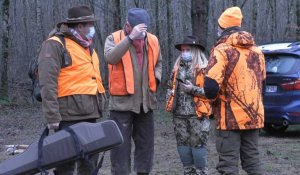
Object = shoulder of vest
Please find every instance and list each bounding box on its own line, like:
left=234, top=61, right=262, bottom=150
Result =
left=47, top=36, right=64, bottom=47
left=112, top=30, right=122, bottom=35
left=147, top=32, right=158, bottom=41
left=112, top=30, right=124, bottom=38
left=147, top=33, right=159, bottom=47
left=112, top=30, right=125, bottom=43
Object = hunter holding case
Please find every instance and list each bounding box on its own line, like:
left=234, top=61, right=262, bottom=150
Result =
left=37, top=5, right=107, bottom=175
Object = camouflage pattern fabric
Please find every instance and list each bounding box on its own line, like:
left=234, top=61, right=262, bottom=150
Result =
left=206, top=30, right=266, bottom=130
left=173, top=116, right=210, bottom=147
left=174, top=60, right=197, bottom=116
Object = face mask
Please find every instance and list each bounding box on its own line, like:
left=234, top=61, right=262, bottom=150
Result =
left=136, top=31, right=146, bottom=39
left=86, top=26, right=95, bottom=40
left=181, top=51, right=192, bottom=61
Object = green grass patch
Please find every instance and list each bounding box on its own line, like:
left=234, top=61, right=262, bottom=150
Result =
left=0, top=95, right=10, bottom=105
left=0, top=88, right=13, bottom=107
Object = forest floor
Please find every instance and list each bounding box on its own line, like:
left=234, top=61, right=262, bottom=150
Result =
left=1, top=103, right=300, bottom=175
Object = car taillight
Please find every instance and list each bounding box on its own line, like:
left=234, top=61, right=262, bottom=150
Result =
left=281, top=79, right=300, bottom=90
left=287, top=112, right=300, bottom=116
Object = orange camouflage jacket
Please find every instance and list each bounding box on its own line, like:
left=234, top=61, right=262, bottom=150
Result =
left=206, top=29, right=266, bottom=130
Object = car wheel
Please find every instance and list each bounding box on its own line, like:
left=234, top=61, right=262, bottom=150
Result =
left=263, top=123, right=288, bottom=134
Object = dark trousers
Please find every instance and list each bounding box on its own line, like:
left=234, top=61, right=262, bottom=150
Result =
left=54, top=119, right=99, bottom=175
left=109, top=109, right=154, bottom=175
left=215, top=129, right=263, bottom=175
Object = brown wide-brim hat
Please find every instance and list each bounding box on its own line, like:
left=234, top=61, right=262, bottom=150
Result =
left=57, top=5, right=97, bottom=27
left=175, top=35, right=205, bottom=51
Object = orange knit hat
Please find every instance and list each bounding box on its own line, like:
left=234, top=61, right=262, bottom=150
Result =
left=218, top=6, right=243, bottom=29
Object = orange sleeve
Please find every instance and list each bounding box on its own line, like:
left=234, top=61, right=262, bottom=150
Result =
left=206, top=48, right=227, bottom=85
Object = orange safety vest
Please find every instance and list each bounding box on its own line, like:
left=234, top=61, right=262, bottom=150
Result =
left=108, top=30, right=159, bottom=95
left=166, top=68, right=212, bottom=117
left=48, top=36, right=105, bottom=97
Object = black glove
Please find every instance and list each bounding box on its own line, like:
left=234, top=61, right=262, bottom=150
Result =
left=156, top=78, right=160, bottom=87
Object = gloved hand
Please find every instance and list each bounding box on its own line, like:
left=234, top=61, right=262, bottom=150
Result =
left=180, top=80, right=193, bottom=93
left=47, top=122, right=60, bottom=130
left=156, top=78, right=160, bottom=87
left=128, top=23, right=147, bottom=40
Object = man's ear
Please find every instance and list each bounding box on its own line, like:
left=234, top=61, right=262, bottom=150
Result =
left=76, top=23, right=84, bottom=32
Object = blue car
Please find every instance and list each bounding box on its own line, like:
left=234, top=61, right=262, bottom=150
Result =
left=260, top=42, right=300, bottom=133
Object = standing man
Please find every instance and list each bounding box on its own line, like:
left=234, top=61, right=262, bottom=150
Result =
left=38, top=5, right=106, bottom=175
left=104, top=8, right=162, bottom=175
left=196, top=7, right=266, bottom=174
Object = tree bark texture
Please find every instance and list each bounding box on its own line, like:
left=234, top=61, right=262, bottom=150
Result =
left=1, top=0, right=300, bottom=102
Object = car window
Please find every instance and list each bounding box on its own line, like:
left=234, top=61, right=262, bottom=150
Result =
left=265, top=55, right=300, bottom=74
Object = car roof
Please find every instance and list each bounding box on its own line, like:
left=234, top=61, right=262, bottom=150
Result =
left=259, top=42, right=300, bottom=56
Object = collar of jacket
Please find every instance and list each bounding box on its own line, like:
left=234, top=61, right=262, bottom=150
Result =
left=55, top=28, right=92, bottom=49
left=216, top=26, right=242, bottom=44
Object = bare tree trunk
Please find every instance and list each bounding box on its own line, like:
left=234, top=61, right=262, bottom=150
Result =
left=1, top=0, right=300, bottom=102
left=297, top=0, right=300, bottom=41
left=0, top=0, right=4, bottom=94
left=0, top=0, right=9, bottom=101
left=191, top=0, right=209, bottom=51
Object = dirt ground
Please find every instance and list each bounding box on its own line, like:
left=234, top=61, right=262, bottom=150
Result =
left=1, top=103, right=300, bottom=175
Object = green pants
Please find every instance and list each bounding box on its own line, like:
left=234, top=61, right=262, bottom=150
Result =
left=215, top=129, right=263, bottom=175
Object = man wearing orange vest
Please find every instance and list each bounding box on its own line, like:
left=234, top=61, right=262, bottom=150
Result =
left=104, top=8, right=162, bottom=175
left=197, top=7, right=265, bottom=174
left=38, top=6, right=106, bottom=175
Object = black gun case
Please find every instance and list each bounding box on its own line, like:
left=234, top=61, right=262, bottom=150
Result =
left=0, top=120, right=123, bottom=175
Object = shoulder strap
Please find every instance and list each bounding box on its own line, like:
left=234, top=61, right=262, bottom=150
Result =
left=65, top=127, right=105, bottom=175
left=48, top=35, right=72, bottom=68
left=55, top=34, right=66, bottom=48
left=37, top=128, right=50, bottom=175
left=89, top=44, right=94, bottom=56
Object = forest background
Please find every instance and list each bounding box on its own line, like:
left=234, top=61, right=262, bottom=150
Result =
left=0, top=0, right=298, bottom=103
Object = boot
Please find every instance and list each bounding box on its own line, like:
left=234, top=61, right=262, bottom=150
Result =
left=184, top=166, right=196, bottom=175
left=195, top=167, right=208, bottom=175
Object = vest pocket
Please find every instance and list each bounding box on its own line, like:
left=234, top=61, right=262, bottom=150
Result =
left=66, top=95, right=95, bottom=116
left=109, top=69, right=128, bottom=95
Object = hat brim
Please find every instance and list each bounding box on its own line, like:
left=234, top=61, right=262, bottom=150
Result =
left=175, top=43, right=205, bottom=51
left=57, top=18, right=97, bottom=27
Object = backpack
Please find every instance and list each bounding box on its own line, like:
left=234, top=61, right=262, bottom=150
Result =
left=28, top=35, right=67, bottom=102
